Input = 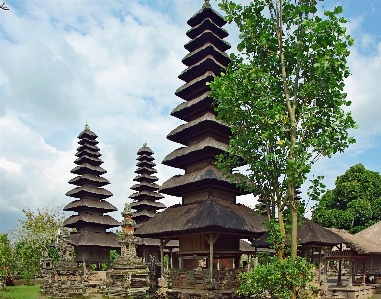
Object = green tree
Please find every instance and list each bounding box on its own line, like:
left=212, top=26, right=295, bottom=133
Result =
left=10, top=206, right=65, bottom=280
left=0, top=234, right=13, bottom=290
left=209, top=0, right=356, bottom=297
left=210, top=0, right=355, bottom=257
left=312, top=164, right=381, bottom=233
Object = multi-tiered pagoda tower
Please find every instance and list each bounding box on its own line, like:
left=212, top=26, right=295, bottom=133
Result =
left=63, top=124, right=119, bottom=264
left=136, top=1, right=266, bottom=291
left=130, top=144, right=166, bottom=228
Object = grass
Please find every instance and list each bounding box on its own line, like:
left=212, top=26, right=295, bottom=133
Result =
left=0, top=285, right=44, bottom=299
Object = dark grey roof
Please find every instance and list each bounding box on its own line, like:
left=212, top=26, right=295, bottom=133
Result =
left=135, top=198, right=267, bottom=238
left=160, top=164, right=248, bottom=196
left=64, top=198, right=117, bottom=212
left=68, top=174, right=110, bottom=187
left=129, top=190, right=164, bottom=200
left=63, top=214, right=120, bottom=228
left=130, top=200, right=166, bottom=209
left=66, top=185, right=112, bottom=199
left=71, top=163, right=107, bottom=175
left=252, top=219, right=345, bottom=248
left=70, top=231, right=119, bottom=248
left=187, top=6, right=226, bottom=28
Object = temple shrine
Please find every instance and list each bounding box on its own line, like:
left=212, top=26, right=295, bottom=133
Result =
left=130, top=144, right=178, bottom=264
left=135, top=1, right=267, bottom=297
left=63, top=124, right=119, bottom=266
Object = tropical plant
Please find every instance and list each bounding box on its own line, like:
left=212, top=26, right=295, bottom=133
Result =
left=312, top=163, right=381, bottom=233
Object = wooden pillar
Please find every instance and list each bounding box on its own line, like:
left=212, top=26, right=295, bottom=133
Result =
left=205, top=233, right=220, bottom=283
left=179, top=255, right=183, bottom=269
left=338, top=244, right=343, bottom=286
left=160, top=239, right=164, bottom=278
left=362, top=258, right=366, bottom=286
left=348, top=258, right=353, bottom=287
left=170, top=249, right=173, bottom=269
left=318, top=247, right=322, bottom=283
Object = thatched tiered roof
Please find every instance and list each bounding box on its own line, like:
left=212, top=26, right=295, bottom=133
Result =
left=63, top=124, right=119, bottom=251
left=356, top=221, right=381, bottom=247
left=252, top=219, right=344, bottom=248
left=130, top=144, right=166, bottom=227
left=329, top=228, right=381, bottom=254
left=135, top=198, right=267, bottom=239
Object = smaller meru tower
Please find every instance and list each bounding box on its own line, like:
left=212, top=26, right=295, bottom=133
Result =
left=63, top=124, right=119, bottom=264
left=130, top=143, right=166, bottom=228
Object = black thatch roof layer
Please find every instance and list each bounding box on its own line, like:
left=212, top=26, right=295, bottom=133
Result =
left=131, top=182, right=160, bottom=192
left=129, top=190, right=164, bottom=200
left=70, top=231, right=119, bottom=248
left=130, top=199, right=166, bottom=209
left=187, top=18, right=228, bottom=39
left=78, top=137, right=98, bottom=146
left=167, top=112, right=230, bottom=146
left=77, top=143, right=100, bottom=152
left=64, top=198, right=117, bottom=212
left=66, top=185, right=112, bottom=199
left=74, top=155, right=103, bottom=166
left=129, top=144, right=166, bottom=227
left=179, top=55, right=225, bottom=82
left=162, top=137, right=227, bottom=169
left=187, top=5, right=226, bottom=27
left=69, top=174, right=110, bottom=187
left=298, top=219, right=344, bottom=246
left=185, top=30, right=231, bottom=52
left=182, top=43, right=230, bottom=67
left=137, top=154, right=154, bottom=162
left=75, top=149, right=101, bottom=158
left=133, top=174, right=159, bottom=183
left=71, top=163, right=107, bottom=175
left=252, top=219, right=345, bottom=248
left=160, top=164, right=248, bottom=196
left=63, top=124, right=119, bottom=263
left=175, top=71, right=215, bottom=101
left=64, top=213, right=120, bottom=228
left=135, top=198, right=267, bottom=238
left=171, top=92, right=214, bottom=122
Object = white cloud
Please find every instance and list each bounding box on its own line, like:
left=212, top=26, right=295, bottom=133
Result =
left=0, top=0, right=380, bottom=232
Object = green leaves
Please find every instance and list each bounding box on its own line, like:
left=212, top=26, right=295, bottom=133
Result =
left=238, top=255, right=317, bottom=299
left=312, top=164, right=381, bottom=233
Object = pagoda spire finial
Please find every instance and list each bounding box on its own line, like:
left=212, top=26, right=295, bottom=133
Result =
left=143, top=142, right=147, bottom=147
left=203, top=0, right=211, bottom=8
left=85, top=122, right=90, bottom=131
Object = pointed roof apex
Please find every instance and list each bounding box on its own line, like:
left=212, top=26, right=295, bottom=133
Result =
left=203, top=0, right=211, bottom=8
left=85, top=122, right=90, bottom=131
left=143, top=142, right=147, bottom=147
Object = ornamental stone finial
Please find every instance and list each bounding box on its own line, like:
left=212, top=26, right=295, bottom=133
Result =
left=85, top=122, right=90, bottom=131
left=143, top=142, right=147, bottom=147
left=203, top=0, right=211, bottom=8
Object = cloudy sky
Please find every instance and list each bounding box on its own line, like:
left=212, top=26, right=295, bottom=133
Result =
left=1, top=0, right=380, bottom=234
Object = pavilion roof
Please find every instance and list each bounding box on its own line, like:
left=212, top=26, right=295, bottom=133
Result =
left=329, top=228, right=381, bottom=254
left=70, top=231, right=119, bottom=248
left=355, top=221, right=381, bottom=247
left=135, top=198, right=267, bottom=239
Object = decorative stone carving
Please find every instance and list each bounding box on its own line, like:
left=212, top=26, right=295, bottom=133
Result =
left=169, top=268, right=180, bottom=287
left=202, top=269, right=219, bottom=290
left=104, top=203, right=149, bottom=298
left=221, top=269, right=235, bottom=289
left=185, top=271, right=197, bottom=287
left=41, top=229, right=86, bottom=298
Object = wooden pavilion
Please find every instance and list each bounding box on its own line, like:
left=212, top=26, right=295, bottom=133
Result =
left=135, top=1, right=267, bottom=296
left=63, top=124, right=119, bottom=265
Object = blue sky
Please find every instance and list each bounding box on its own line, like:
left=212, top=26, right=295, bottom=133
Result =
left=0, top=0, right=380, bottom=233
